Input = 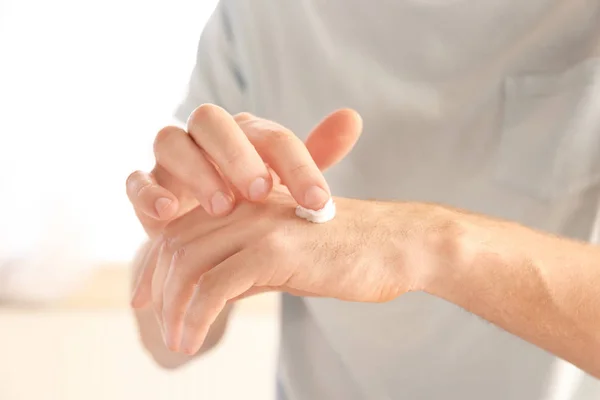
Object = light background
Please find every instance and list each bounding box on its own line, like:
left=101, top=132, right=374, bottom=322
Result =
left=0, top=0, right=218, bottom=264
left=0, top=2, right=279, bottom=399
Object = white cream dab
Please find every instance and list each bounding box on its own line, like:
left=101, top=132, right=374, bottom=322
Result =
left=295, top=198, right=336, bottom=223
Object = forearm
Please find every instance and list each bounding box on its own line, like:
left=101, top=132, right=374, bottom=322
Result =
left=131, top=241, right=231, bottom=369
left=420, top=206, right=600, bottom=377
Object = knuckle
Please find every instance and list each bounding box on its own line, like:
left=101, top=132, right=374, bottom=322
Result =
left=153, top=126, right=181, bottom=154
left=153, top=126, right=186, bottom=165
left=125, top=170, right=144, bottom=191
left=264, top=127, right=294, bottom=147
left=135, top=183, right=153, bottom=199
left=158, top=230, right=181, bottom=253
left=233, top=112, right=254, bottom=123
left=171, top=245, right=187, bottom=267
left=262, top=229, right=289, bottom=254
left=189, top=103, right=224, bottom=127
left=221, top=147, right=246, bottom=168
left=126, top=171, right=154, bottom=200
left=288, top=163, right=313, bottom=179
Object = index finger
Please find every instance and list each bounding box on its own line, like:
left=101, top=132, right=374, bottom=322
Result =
left=239, top=118, right=331, bottom=210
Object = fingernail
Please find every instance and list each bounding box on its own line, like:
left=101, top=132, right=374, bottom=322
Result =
left=248, top=177, right=269, bottom=201
left=154, top=197, right=172, bottom=218
left=210, top=191, right=232, bottom=215
left=304, top=186, right=329, bottom=210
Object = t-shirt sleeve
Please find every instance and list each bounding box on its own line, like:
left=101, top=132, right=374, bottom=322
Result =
left=174, top=0, right=247, bottom=124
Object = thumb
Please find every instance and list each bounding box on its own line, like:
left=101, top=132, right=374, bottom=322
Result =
left=304, top=109, right=363, bottom=171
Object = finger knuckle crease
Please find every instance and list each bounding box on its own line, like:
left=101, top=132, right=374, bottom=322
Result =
left=171, top=246, right=187, bottom=264
left=289, top=163, right=312, bottom=177
left=222, top=148, right=246, bottom=167
left=134, top=181, right=153, bottom=198
left=159, top=232, right=179, bottom=252
left=265, top=129, right=293, bottom=146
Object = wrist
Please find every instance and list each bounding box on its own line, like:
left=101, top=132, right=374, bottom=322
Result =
left=402, top=203, right=470, bottom=295
left=415, top=204, right=502, bottom=304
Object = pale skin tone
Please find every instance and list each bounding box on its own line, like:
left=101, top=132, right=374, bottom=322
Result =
left=126, top=105, right=600, bottom=377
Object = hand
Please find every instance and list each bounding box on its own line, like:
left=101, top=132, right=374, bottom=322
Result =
left=125, top=106, right=363, bottom=239
left=127, top=107, right=362, bottom=308
left=134, top=189, right=443, bottom=355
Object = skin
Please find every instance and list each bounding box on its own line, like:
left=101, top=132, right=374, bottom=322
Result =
left=127, top=105, right=600, bottom=378
left=128, top=106, right=361, bottom=367
left=130, top=240, right=230, bottom=368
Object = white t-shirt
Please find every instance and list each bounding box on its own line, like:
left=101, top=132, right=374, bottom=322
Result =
left=175, top=1, right=600, bottom=399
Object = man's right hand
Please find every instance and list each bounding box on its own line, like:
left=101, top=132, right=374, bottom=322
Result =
left=125, top=105, right=363, bottom=240
left=126, top=105, right=362, bottom=361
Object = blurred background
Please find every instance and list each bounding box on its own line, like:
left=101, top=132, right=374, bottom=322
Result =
left=0, top=0, right=278, bottom=398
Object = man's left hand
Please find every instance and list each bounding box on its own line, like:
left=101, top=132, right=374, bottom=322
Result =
left=132, top=184, right=449, bottom=355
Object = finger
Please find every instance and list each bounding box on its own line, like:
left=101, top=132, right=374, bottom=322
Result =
left=160, top=226, right=245, bottom=351
left=179, top=250, right=267, bottom=355
left=187, top=104, right=273, bottom=202
left=240, top=119, right=331, bottom=210
left=305, top=109, right=363, bottom=171
left=232, top=110, right=348, bottom=178
left=154, top=125, right=235, bottom=216
left=126, top=170, right=179, bottom=220
left=151, top=237, right=177, bottom=334
left=235, top=114, right=286, bottom=188
left=151, top=207, right=241, bottom=345
left=131, top=239, right=162, bottom=309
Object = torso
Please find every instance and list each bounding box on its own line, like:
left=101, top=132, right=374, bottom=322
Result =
left=223, top=0, right=600, bottom=398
